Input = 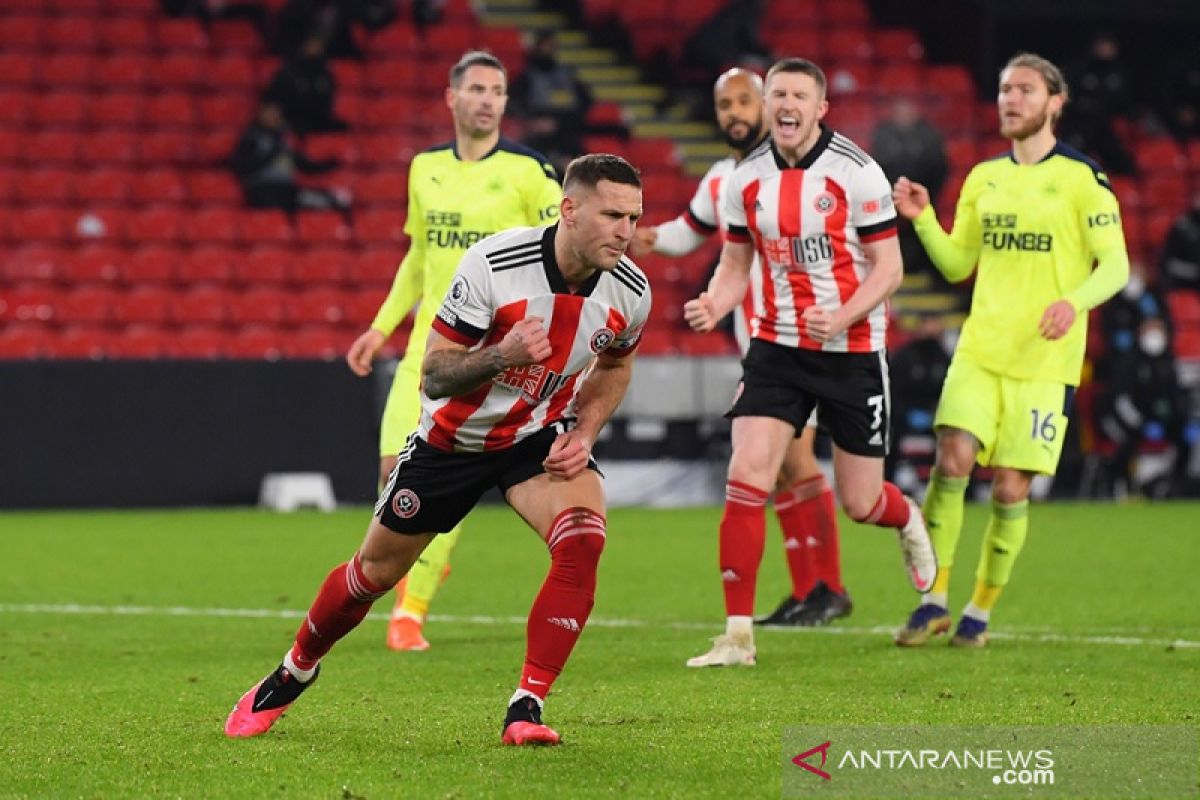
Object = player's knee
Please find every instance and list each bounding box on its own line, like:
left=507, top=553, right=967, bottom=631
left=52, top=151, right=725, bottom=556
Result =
left=549, top=507, right=607, bottom=562
left=842, top=493, right=876, bottom=523
left=991, top=476, right=1031, bottom=506
left=935, top=434, right=975, bottom=477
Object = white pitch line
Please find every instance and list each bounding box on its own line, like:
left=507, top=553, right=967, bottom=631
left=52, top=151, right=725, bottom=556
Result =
left=0, top=603, right=1197, bottom=650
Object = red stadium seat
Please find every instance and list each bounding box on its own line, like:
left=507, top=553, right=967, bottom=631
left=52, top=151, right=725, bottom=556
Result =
left=170, top=325, right=231, bottom=359
left=124, top=245, right=179, bottom=284
left=347, top=247, right=401, bottom=287
left=354, top=209, right=406, bottom=243
left=228, top=287, right=287, bottom=325
left=1, top=286, right=56, bottom=324
left=17, top=169, right=74, bottom=203
left=153, top=18, right=209, bottom=50
left=26, top=131, right=82, bottom=164
left=0, top=325, right=47, bottom=359
left=77, top=169, right=133, bottom=204
left=356, top=133, right=412, bottom=166
left=194, top=130, right=240, bottom=163
left=287, top=287, right=349, bottom=325
left=873, top=29, right=924, bottom=63
left=126, top=207, right=185, bottom=244
left=108, top=326, right=169, bottom=359
left=179, top=246, right=237, bottom=285
left=925, top=65, right=974, bottom=98
left=98, top=18, right=152, bottom=50
left=304, top=133, right=359, bottom=165
left=207, top=54, right=261, bottom=90
left=0, top=90, right=32, bottom=125
left=10, top=206, right=73, bottom=242
left=239, top=210, right=295, bottom=244
left=33, top=92, right=89, bottom=127
left=825, top=28, right=874, bottom=63
left=93, top=56, right=152, bottom=89
left=56, top=287, right=121, bottom=325
left=296, top=211, right=352, bottom=244
left=226, top=325, right=284, bottom=359
left=143, top=94, right=198, bottom=129
left=46, top=326, right=115, bottom=360
left=38, top=53, right=97, bottom=87
left=3, top=244, right=65, bottom=283
left=363, top=96, right=418, bottom=129
left=155, top=54, right=205, bottom=89
left=114, top=287, right=172, bottom=325
left=366, top=60, right=415, bottom=94
left=344, top=289, right=384, bottom=326
left=90, top=92, right=145, bottom=127
left=1167, top=290, right=1200, bottom=326
left=330, top=61, right=366, bottom=92
left=81, top=130, right=139, bottom=166
left=186, top=171, right=241, bottom=204
left=185, top=207, right=240, bottom=243
left=292, top=247, right=352, bottom=285
left=43, top=16, right=99, bottom=49
left=0, top=129, right=25, bottom=163
left=0, top=16, right=42, bottom=49
left=206, top=20, right=262, bottom=51
left=172, top=289, right=229, bottom=325
left=132, top=170, right=188, bottom=204
left=0, top=53, right=37, bottom=86
left=197, top=94, right=257, bottom=130
left=64, top=245, right=125, bottom=284
left=235, top=245, right=291, bottom=284
left=284, top=325, right=346, bottom=359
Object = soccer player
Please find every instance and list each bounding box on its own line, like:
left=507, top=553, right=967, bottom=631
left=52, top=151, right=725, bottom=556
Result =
left=631, top=67, right=851, bottom=627
left=892, top=53, right=1129, bottom=647
left=226, top=154, right=651, bottom=745
left=682, top=57, right=937, bottom=667
left=345, top=51, right=562, bottom=652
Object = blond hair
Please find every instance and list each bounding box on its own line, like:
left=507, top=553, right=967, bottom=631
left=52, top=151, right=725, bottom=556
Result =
left=1003, top=52, right=1069, bottom=123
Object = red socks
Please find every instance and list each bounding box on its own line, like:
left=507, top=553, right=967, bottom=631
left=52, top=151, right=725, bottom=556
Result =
left=719, top=480, right=768, bottom=617
left=860, top=481, right=911, bottom=529
left=291, top=552, right=389, bottom=670
left=519, top=508, right=606, bottom=700
left=775, top=475, right=842, bottom=596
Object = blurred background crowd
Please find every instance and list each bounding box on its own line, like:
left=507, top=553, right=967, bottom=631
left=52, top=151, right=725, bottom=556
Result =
left=2, top=0, right=1198, bottom=501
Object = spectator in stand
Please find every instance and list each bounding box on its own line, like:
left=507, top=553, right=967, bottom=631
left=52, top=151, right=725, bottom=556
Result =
left=230, top=100, right=351, bottom=215
left=1060, top=32, right=1136, bottom=175
left=264, top=35, right=350, bottom=136
left=871, top=98, right=950, bottom=282
left=1161, top=186, right=1200, bottom=294
left=1159, top=51, right=1200, bottom=142
left=1092, top=265, right=1193, bottom=498
left=509, top=31, right=593, bottom=177
left=274, top=0, right=363, bottom=60
left=672, top=0, right=770, bottom=119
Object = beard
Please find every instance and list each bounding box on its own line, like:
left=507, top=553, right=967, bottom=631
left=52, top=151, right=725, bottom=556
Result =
left=722, top=118, right=764, bottom=150
left=1002, top=107, right=1049, bottom=141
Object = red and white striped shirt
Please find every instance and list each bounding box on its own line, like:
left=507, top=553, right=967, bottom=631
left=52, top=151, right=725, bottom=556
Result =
left=723, top=126, right=898, bottom=353
left=424, top=224, right=651, bottom=452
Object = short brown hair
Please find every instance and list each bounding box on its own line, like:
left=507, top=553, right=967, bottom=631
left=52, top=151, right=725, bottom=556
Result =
left=765, top=57, right=827, bottom=97
left=1003, top=52, right=1069, bottom=121
left=449, top=50, right=506, bottom=88
left=562, top=154, right=642, bottom=193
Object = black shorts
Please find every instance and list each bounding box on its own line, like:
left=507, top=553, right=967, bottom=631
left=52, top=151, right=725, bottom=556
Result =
left=727, top=339, right=891, bottom=457
left=375, top=424, right=600, bottom=535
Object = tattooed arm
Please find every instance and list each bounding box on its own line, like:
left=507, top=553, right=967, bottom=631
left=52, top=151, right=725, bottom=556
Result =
left=422, top=316, right=551, bottom=400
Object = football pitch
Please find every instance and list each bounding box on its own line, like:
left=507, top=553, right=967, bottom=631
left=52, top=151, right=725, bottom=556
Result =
left=1, top=502, right=1197, bottom=798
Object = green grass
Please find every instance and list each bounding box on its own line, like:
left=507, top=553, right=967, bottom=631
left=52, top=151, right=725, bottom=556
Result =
left=1, top=503, right=1198, bottom=798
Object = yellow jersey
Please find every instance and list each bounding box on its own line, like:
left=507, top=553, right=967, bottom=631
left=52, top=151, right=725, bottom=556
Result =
left=913, top=142, right=1128, bottom=386
left=370, top=138, right=562, bottom=357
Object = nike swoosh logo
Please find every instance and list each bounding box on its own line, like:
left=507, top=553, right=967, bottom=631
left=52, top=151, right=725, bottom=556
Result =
left=528, top=677, right=547, bottom=685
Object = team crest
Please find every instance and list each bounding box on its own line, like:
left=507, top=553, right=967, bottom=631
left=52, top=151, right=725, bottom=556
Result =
left=447, top=275, right=469, bottom=308
left=813, top=192, right=837, bottom=216
left=590, top=327, right=615, bottom=353
left=392, top=489, right=420, bottom=519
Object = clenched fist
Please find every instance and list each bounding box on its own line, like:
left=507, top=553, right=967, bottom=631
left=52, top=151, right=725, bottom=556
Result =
left=498, top=316, right=551, bottom=366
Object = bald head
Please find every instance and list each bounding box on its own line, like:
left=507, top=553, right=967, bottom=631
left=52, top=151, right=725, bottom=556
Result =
left=713, top=68, right=765, bottom=153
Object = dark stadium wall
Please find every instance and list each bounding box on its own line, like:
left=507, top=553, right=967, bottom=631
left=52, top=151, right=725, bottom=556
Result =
left=0, top=361, right=382, bottom=509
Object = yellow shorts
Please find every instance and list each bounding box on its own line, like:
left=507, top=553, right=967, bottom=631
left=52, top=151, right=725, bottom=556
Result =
left=380, top=353, right=421, bottom=457
left=933, top=354, right=1073, bottom=475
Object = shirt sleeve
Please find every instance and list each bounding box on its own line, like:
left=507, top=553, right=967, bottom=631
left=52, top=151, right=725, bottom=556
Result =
left=911, top=165, right=984, bottom=283
left=526, top=158, right=563, bottom=226
left=850, top=160, right=898, bottom=242
left=606, top=286, right=652, bottom=358
left=430, top=247, right=493, bottom=347
left=1065, top=167, right=1129, bottom=311
left=370, top=164, right=424, bottom=335
left=722, top=168, right=750, bottom=243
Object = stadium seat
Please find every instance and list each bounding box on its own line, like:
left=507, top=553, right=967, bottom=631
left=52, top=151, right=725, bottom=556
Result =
left=125, top=207, right=185, bottom=244
left=156, top=54, right=205, bottom=89
left=77, top=170, right=133, bottom=204
left=296, top=211, right=352, bottom=244
left=114, top=287, right=173, bottom=325
left=365, top=60, right=415, bottom=94
left=362, top=96, right=418, bottom=129
left=825, top=28, right=874, bottom=63
left=179, top=246, right=237, bottom=285
left=874, top=29, right=924, bottom=63
left=239, top=210, right=294, bottom=244
left=185, top=207, right=240, bottom=243
left=45, top=326, right=113, bottom=360
left=56, top=287, right=121, bottom=325
left=304, top=133, right=359, bottom=165
left=44, top=16, right=99, bottom=49
left=206, top=20, right=262, bottom=51
left=925, top=65, right=974, bottom=98
left=194, top=130, right=239, bottom=163
left=33, top=92, right=90, bottom=127
left=0, top=129, right=24, bottom=162
left=38, top=53, right=97, bottom=87
left=99, top=18, right=152, bottom=50
left=153, top=18, right=209, bottom=50
left=347, top=247, right=401, bottom=287
left=234, top=245, right=291, bottom=284
left=3, top=244, right=64, bottom=284
left=284, top=326, right=346, bottom=359
left=344, top=289, right=385, bottom=326
left=292, top=247, right=351, bottom=285
left=11, top=206, right=73, bottom=242
left=356, top=133, right=411, bottom=166
left=1167, top=290, right=1200, bottom=326
left=354, top=209, right=406, bottom=243
left=132, top=170, right=188, bottom=205
left=0, top=53, right=37, bottom=85
left=228, top=287, right=287, bottom=325
left=226, top=325, right=284, bottom=359
left=64, top=245, right=125, bottom=284
left=90, top=92, right=146, bottom=127
left=93, top=56, right=152, bottom=89
left=0, top=90, right=32, bottom=125
left=144, top=94, right=198, bottom=129
left=108, top=325, right=169, bottom=359
left=207, top=54, right=261, bottom=90
left=0, top=16, right=43, bottom=49
left=170, top=325, right=230, bottom=359
left=197, top=94, right=256, bottom=129
left=124, top=245, right=179, bottom=284
left=286, top=286, right=349, bottom=325
left=876, top=63, right=924, bottom=99
left=18, top=169, right=74, bottom=203
left=0, top=325, right=46, bottom=359
left=81, top=130, right=140, bottom=166
left=186, top=171, right=241, bottom=204
left=1135, top=137, right=1185, bottom=173
left=2, top=286, right=57, bottom=323
left=330, top=61, right=365, bottom=92
left=172, top=287, right=230, bottom=325
left=26, top=131, right=81, bottom=164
